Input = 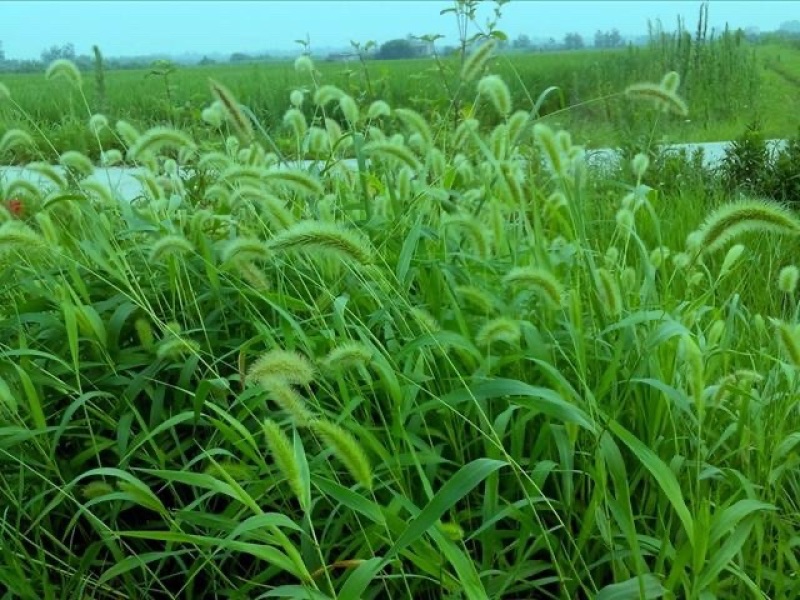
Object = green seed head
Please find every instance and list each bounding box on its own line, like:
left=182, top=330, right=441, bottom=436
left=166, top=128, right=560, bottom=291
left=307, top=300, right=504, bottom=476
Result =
left=248, top=349, right=316, bottom=387
left=477, top=74, right=512, bottom=117
left=367, top=99, right=391, bottom=119
left=476, top=317, right=521, bottom=348
left=294, top=54, right=314, bottom=73
left=631, top=153, right=650, bottom=180
left=45, top=58, right=82, bottom=87
left=289, top=89, right=304, bottom=107
left=89, top=113, right=108, bottom=133
left=719, top=243, right=745, bottom=278
left=779, top=265, right=799, bottom=294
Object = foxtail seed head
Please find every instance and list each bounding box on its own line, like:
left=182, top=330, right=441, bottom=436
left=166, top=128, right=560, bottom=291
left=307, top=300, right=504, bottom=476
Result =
left=221, top=238, right=272, bottom=266
left=209, top=78, right=253, bottom=141
left=367, top=100, right=391, bottom=119
left=201, top=102, right=224, bottom=128
left=320, top=341, right=374, bottom=373
left=89, top=113, right=109, bottom=134
left=262, top=419, right=307, bottom=508
left=149, top=234, right=194, bottom=263
left=478, top=74, right=512, bottom=117
left=45, top=58, right=82, bottom=87
left=311, top=419, right=373, bottom=490
left=533, top=123, right=564, bottom=176
left=263, top=380, right=313, bottom=425
left=443, top=214, right=490, bottom=258
left=625, top=72, right=688, bottom=117
left=339, top=95, right=360, bottom=126
left=314, top=85, right=345, bottom=106
left=661, top=70, right=681, bottom=94
left=115, top=120, right=141, bottom=146
left=363, top=141, right=421, bottom=172
left=128, top=127, right=197, bottom=161
left=283, top=108, right=308, bottom=139
left=455, top=285, right=496, bottom=315
left=695, top=199, right=800, bottom=255
left=294, top=55, right=314, bottom=73
left=0, top=221, right=47, bottom=255
left=596, top=268, right=622, bottom=317
left=779, top=265, right=800, bottom=294
left=59, top=151, right=94, bottom=177
left=503, top=266, right=564, bottom=309
left=507, top=110, right=530, bottom=145
left=718, top=243, right=746, bottom=278
left=0, top=129, right=35, bottom=155
left=393, top=108, right=433, bottom=150
left=101, top=149, right=123, bottom=167
left=156, top=336, right=201, bottom=360
left=248, top=349, right=316, bottom=387
left=237, top=260, right=271, bottom=292
left=268, top=220, right=374, bottom=265
left=632, top=153, right=650, bottom=180
left=774, top=319, right=800, bottom=367
left=461, top=38, right=497, bottom=82
left=289, top=89, right=304, bottom=107
left=476, top=317, right=521, bottom=347
left=649, top=246, right=670, bottom=269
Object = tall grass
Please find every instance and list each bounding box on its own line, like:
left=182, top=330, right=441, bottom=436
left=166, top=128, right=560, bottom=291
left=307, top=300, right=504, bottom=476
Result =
left=1, top=46, right=800, bottom=600
left=1, top=24, right=792, bottom=165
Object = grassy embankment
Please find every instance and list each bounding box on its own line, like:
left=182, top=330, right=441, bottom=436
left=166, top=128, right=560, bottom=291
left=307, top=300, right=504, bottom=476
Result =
left=1, top=35, right=800, bottom=598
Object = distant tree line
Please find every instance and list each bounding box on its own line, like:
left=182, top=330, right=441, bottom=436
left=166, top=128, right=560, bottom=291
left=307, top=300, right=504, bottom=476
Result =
left=2, top=20, right=800, bottom=74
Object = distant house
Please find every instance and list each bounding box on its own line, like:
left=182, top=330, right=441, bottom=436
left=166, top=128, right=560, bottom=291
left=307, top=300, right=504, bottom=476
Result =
left=408, top=38, right=435, bottom=58
left=326, top=52, right=358, bottom=63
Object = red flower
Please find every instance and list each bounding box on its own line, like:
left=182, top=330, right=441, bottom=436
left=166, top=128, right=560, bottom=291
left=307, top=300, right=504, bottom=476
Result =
left=6, top=198, right=23, bottom=217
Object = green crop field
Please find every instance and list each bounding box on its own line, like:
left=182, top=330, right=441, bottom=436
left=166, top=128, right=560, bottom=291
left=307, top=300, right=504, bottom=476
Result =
left=2, top=11, right=800, bottom=600
left=3, top=29, right=800, bottom=165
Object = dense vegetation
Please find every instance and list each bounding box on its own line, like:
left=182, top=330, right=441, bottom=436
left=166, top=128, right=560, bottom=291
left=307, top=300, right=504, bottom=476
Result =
left=2, top=11, right=800, bottom=600
left=3, top=23, right=800, bottom=165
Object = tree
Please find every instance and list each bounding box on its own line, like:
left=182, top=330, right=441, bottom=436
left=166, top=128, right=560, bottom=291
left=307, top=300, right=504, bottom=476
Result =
left=375, top=39, right=417, bottom=60
left=41, top=43, right=76, bottom=63
left=229, top=52, right=252, bottom=63
left=0, top=41, right=5, bottom=62
left=512, top=34, right=531, bottom=50
left=594, top=28, right=623, bottom=49
left=563, top=32, right=584, bottom=50
left=779, top=20, right=800, bottom=34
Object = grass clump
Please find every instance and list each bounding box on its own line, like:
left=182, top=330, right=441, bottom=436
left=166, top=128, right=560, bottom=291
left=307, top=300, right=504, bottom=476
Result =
left=1, top=42, right=800, bottom=600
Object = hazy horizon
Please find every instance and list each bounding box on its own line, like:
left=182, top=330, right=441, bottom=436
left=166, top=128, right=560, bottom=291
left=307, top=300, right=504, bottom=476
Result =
left=2, top=1, right=796, bottom=60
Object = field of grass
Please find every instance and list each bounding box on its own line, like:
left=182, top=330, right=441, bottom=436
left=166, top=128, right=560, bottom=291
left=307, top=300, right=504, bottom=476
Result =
left=2, top=26, right=800, bottom=600
left=4, top=29, right=800, bottom=166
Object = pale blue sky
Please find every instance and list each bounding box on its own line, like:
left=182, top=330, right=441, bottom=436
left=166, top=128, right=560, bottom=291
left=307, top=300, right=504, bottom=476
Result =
left=1, top=1, right=795, bottom=60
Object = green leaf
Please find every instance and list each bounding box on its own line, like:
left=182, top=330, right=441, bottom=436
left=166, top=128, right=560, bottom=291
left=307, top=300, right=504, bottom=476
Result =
left=441, top=378, right=595, bottom=431
left=596, top=574, right=667, bottom=599
left=338, top=557, right=385, bottom=600
left=314, top=477, right=384, bottom=524
left=263, top=586, right=332, bottom=599
left=97, top=550, right=194, bottom=586
left=337, top=459, right=506, bottom=593
left=387, top=458, right=506, bottom=559
left=608, top=419, right=695, bottom=544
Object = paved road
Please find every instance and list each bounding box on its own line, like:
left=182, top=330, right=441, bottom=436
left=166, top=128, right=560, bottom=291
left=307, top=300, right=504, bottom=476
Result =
left=0, top=139, right=787, bottom=202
